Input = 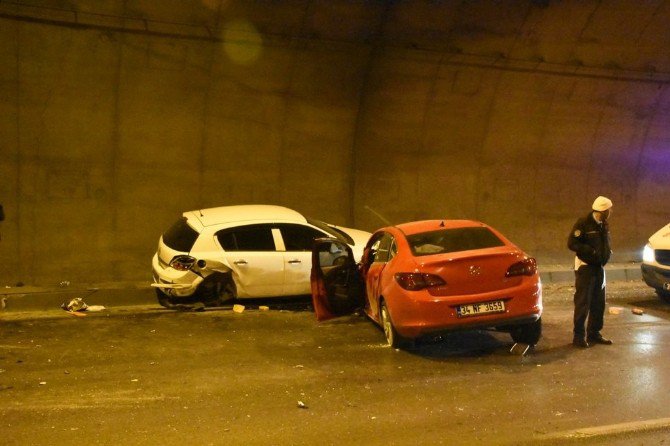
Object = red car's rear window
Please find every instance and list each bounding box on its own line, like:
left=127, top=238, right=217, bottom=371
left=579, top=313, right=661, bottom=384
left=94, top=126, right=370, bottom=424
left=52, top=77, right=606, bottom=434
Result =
left=407, top=227, right=504, bottom=256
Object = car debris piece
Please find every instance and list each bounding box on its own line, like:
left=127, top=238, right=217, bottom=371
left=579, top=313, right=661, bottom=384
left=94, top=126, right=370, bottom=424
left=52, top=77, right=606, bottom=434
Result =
left=61, top=298, right=106, bottom=313
left=608, top=307, right=624, bottom=315
left=85, top=305, right=106, bottom=312
left=62, top=298, right=87, bottom=312
left=632, top=308, right=644, bottom=315
left=297, top=401, right=308, bottom=409
left=510, top=343, right=530, bottom=356
left=233, top=304, right=245, bottom=313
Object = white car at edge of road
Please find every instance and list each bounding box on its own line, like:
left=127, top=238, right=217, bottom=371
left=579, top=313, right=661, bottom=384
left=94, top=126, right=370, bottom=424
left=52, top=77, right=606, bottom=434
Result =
left=151, top=204, right=371, bottom=308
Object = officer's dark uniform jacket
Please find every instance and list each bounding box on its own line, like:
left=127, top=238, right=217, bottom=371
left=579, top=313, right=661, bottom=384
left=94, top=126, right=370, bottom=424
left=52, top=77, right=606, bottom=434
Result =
left=567, top=212, right=611, bottom=266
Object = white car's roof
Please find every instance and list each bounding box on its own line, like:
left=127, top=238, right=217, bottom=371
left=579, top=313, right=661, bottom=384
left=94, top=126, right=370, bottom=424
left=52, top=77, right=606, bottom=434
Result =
left=186, top=205, right=307, bottom=228
left=649, top=223, right=670, bottom=249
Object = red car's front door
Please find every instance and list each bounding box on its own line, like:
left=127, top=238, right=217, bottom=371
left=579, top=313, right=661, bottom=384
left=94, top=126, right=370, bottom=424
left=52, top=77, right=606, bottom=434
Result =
left=310, top=238, right=365, bottom=321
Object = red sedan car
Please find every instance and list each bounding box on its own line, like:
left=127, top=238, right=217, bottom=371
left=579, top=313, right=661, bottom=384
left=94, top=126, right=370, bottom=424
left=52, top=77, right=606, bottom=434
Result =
left=311, top=220, right=542, bottom=349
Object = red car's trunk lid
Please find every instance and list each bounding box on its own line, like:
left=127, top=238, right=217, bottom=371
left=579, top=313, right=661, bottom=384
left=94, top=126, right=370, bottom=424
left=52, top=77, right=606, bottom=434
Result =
left=416, top=247, right=528, bottom=296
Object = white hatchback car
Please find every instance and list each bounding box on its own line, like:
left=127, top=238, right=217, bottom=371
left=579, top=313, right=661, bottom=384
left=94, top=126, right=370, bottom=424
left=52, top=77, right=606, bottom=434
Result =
left=151, top=205, right=371, bottom=307
left=642, top=223, right=670, bottom=302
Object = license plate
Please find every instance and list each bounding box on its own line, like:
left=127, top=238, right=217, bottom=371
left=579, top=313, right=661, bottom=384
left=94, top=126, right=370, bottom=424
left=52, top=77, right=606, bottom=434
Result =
left=457, top=300, right=506, bottom=317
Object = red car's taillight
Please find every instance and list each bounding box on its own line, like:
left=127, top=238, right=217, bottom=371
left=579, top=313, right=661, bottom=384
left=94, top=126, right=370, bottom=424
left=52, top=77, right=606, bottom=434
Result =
left=170, top=255, right=197, bottom=271
left=394, top=272, right=446, bottom=291
left=505, top=257, right=537, bottom=277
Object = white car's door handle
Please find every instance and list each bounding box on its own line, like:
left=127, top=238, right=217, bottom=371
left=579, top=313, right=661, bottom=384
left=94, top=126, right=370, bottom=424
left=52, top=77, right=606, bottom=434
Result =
left=288, top=259, right=301, bottom=264
left=234, top=260, right=248, bottom=265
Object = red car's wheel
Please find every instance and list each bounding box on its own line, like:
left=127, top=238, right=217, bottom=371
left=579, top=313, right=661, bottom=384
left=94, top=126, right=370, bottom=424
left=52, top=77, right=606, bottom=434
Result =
left=380, top=301, right=413, bottom=349
left=510, top=317, right=542, bottom=345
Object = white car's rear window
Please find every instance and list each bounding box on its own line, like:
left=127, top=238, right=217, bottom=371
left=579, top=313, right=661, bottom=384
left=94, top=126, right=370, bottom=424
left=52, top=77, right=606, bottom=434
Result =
left=162, top=217, right=200, bottom=252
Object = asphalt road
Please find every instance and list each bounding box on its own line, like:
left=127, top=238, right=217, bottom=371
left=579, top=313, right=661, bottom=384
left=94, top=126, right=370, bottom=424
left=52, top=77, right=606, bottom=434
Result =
left=2, top=282, right=670, bottom=445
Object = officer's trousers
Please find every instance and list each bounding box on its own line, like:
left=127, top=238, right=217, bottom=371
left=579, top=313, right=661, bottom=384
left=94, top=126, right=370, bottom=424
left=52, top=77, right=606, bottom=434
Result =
left=573, top=264, right=606, bottom=339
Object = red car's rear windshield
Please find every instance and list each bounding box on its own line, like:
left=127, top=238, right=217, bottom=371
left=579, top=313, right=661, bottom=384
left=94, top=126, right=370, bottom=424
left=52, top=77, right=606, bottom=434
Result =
left=407, top=227, right=505, bottom=256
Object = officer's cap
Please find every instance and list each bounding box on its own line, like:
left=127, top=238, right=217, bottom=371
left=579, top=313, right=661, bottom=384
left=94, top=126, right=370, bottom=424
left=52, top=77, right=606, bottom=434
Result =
left=592, top=196, right=613, bottom=211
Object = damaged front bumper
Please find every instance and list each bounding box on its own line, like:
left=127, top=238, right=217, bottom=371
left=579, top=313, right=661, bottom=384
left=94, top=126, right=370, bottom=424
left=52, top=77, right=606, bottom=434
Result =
left=641, top=263, right=670, bottom=291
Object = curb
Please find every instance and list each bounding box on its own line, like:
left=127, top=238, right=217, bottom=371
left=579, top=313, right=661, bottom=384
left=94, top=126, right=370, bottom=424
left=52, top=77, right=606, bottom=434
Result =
left=0, top=265, right=644, bottom=314
left=0, top=284, right=157, bottom=313
left=539, top=265, right=641, bottom=284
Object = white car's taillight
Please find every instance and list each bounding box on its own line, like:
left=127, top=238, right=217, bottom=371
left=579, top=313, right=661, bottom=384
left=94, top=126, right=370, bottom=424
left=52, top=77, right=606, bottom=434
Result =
left=170, top=255, right=197, bottom=271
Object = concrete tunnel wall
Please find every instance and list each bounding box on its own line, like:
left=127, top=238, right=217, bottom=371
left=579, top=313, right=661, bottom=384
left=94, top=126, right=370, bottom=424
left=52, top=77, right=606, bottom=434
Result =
left=1, top=0, right=669, bottom=286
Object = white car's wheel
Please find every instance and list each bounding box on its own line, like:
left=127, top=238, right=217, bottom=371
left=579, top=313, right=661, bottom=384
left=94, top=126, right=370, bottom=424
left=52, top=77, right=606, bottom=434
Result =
left=198, top=274, right=236, bottom=306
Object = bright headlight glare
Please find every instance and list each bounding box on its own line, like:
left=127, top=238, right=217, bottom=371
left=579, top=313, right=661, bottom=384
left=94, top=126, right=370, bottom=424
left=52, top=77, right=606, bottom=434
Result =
left=642, top=244, right=655, bottom=263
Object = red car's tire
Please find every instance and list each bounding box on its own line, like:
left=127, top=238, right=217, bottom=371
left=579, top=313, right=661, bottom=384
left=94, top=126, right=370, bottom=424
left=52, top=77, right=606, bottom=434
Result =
left=380, top=301, right=414, bottom=349
left=510, top=317, right=542, bottom=345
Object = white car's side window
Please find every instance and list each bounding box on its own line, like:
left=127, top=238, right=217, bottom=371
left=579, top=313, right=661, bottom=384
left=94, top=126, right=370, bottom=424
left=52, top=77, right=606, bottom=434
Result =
left=216, top=225, right=276, bottom=251
left=278, top=224, right=327, bottom=252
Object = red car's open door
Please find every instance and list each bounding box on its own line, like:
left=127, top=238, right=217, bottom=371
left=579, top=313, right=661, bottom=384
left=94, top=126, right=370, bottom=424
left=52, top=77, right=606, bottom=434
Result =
left=311, top=238, right=365, bottom=321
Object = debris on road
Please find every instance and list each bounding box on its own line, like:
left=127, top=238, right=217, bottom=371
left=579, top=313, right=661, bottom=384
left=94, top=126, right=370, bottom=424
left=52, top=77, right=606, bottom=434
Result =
left=233, top=304, right=245, bottom=313
left=259, top=305, right=269, bottom=311
left=510, top=343, right=530, bottom=356
left=61, top=298, right=106, bottom=314
left=62, top=298, right=87, bottom=312
left=608, top=306, right=624, bottom=315
left=632, top=308, right=645, bottom=315
left=297, top=401, right=308, bottom=409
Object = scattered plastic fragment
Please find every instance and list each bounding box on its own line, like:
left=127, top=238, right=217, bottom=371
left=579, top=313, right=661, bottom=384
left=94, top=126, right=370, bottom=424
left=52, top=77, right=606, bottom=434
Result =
left=61, top=298, right=106, bottom=314
left=510, top=343, right=530, bottom=356
left=608, top=307, right=624, bottom=315
left=233, top=304, right=245, bottom=313
left=62, top=298, right=87, bottom=312
left=86, top=305, right=106, bottom=312
left=632, top=308, right=644, bottom=315
left=297, top=401, right=308, bottom=409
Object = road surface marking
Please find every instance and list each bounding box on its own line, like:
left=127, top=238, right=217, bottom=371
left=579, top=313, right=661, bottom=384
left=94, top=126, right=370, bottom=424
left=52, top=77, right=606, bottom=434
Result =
left=538, top=417, right=670, bottom=440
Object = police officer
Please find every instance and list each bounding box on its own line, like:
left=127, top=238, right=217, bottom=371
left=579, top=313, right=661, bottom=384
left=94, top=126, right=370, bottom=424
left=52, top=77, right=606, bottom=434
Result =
left=567, top=196, right=613, bottom=348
